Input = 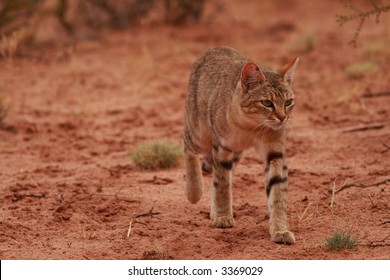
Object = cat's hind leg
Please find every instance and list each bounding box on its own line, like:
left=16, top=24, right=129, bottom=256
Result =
left=184, top=149, right=204, bottom=204
left=183, top=128, right=204, bottom=204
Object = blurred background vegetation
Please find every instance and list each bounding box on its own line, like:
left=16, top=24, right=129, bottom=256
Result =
left=1, top=0, right=389, bottom=58
left=0, top=0, right=206, bottom=57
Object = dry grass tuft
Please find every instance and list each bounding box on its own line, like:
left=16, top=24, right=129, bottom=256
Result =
left=131, top=139, right=182, bottom=170
left=345, top=60, right=378, bottom=79
left=78, top=225, right=97, bottom=240
left=290, top=34, right=316, bottom=53
left=363, top=41, right=390, bottom=57
left=325, top=230, right=357, bottom=250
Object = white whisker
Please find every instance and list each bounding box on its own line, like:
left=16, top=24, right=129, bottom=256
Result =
left=244, top=120, right=267, bottom=146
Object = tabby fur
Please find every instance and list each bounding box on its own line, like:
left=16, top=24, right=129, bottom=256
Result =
left=183, top=46, right=299, bottom=244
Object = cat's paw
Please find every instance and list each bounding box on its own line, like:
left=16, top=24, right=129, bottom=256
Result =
left=271, top=230, right=295, bottom=244
left=213, top=216, right=235, bottom=228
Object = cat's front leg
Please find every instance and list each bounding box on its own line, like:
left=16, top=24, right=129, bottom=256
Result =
left=263, top=147, right=295, bottom=244
left=210, top=142, right=235, bottom=228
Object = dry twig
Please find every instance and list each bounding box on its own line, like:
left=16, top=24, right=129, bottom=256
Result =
left=330, top=179, right=337, bottom=213
left=330, top=178, right=349, bottom=213
left=381, top=141, right=390, bottom=154
left=11, top=193, right=46, bottom=202
left=297, top=202, right=313, bottom=227
left=342, top=124, right=384, bottom=133
left=52, top=187, right=136, bottom=214
left=360, top=234, right=390, bottom=247
left=132, top=207, right=161, bottom=219
left=361, top=91, right=390, bottom=98
left=127, top=207, right=160, bottom=238
left=336, top=0, right=390, bottom=46
left=126, top=219, right=149, bottom=238
left=127, top=219, right=133, bottom=238
left=335, top=178, right=390, bottom=194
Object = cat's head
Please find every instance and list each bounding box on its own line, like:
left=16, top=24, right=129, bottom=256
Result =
left=239, top=57, right=299, bottom=130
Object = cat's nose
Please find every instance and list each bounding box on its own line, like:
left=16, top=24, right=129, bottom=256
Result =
left=277, top=115, right=287, bottom=123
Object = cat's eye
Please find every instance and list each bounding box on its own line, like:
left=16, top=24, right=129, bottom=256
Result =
left=260, top=100, right=274, bottom=108
left=285, top=99, right=294, bottom=107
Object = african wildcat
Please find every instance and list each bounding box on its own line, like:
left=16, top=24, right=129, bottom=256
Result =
left=183, top=46, right=299, bottom=244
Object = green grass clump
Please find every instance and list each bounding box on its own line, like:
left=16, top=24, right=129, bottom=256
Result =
left=131, top=139, right=182, bottom=170
left=290, top=34, right=316, bottom=53
left=345, top=61, right=378, bottom=79
left=325, top=230, right=357, bottom=250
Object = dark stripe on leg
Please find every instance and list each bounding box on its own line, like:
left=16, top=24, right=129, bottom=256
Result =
left=266, top=176, right=287, bottom=196
left=232, top=156, right=241, bottom=164
left=265, top=152, right=284, bottom=172
left=220, top=160, right=233, bottom=170
left=267, top=152, right=283, bottom=164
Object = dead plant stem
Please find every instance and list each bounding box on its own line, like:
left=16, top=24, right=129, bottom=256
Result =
left=335, top=178, right=390, bottom=194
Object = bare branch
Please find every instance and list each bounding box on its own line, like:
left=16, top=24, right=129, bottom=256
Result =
left=336, top=1, right=390, bottom=46
left=132, top=207, right=161, bottom=219
left=335, top=178, right=390, bottom=194
left=360, top=234, right=390, bottom=247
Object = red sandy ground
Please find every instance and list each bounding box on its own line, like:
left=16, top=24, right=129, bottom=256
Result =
left=0, top=0, right=389, bottom=260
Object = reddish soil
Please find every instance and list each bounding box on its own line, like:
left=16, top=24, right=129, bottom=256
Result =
left=0, top=0, right=389, bottom=260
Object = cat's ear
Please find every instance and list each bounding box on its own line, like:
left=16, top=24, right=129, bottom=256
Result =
left=280, top=57, right=300, bottom=85
left=241, top=62, right=266, bottom=92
